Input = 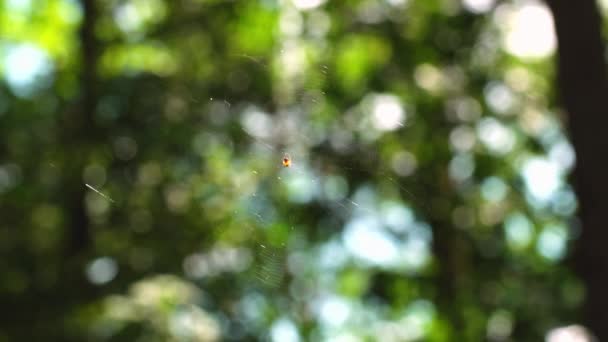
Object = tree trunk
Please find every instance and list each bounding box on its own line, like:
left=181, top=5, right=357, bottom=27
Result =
left=65, top=0, right=99, bottom=255
left=546, top=0, right=608, bottom=339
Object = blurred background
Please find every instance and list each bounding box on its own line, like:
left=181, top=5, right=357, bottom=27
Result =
left=0, top=0, right=605, bottom=340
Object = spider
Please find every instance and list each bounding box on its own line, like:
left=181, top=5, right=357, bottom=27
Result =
left=282, top=154, right=292, bottom=168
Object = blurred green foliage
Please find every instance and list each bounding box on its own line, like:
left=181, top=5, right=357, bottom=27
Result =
left=0, top=0, right=585, bottom=341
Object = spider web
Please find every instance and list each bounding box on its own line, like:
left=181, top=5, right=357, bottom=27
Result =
left=80, top=54, right=429, bottom=292
left=205, top=53, right=430, bottom=289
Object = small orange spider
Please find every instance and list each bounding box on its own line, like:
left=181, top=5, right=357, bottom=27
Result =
left=282, top=154, right=292, bottom=167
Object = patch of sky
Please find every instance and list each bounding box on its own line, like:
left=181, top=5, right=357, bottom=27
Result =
left=239, top=291, right=270, bottom=326
left=316, top=295, right=352, bottom=328
left=86, top=256, right=119, bottom=285
left=504, top=212, right=534, bottom=250
left=497, top=1, right=556, bottom=59
left=481, top=177, right=509, bottom=203
left=291, top=0, right=327, bottom=11
left=536, top=223, right=568, bottom=261
left=477, top=117, right=516, bottom=155
left=484, top=81, right=515, bottom=115
left=283, top=166, right=319, bottom=204
left=521, top=157, right=562, bottom=206
left=550, top=188, right=577, bottom=217
left=323, top=175, right=349, bottom=202
left=317, top=238, right=349, bottom=270
left=343, top=216, right=399, bottom=267
left=5, top=0, right=32, bottom=14
left=449, top=153, right=475, bottom=183
left=2, top=44, right=53, bottom=98
left=271, top=318, right=300, bottom=342
left=463, top=0, right=495, bottom=14
left=375, top=300, right=436, bottom=341
left=350, top=185, right=379, bottom=215
left=342, top=214, right=431, bottom=272
left=380, top=201, right=415, bottom=233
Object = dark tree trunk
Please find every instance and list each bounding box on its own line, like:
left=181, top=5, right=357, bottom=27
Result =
left=546, top=0, right=608, bottom=339
left=60, top=0, right=100, bottom=324
left=80, top=0, right=99, bottom=116
left=65, top=0, right=99, bottom=255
